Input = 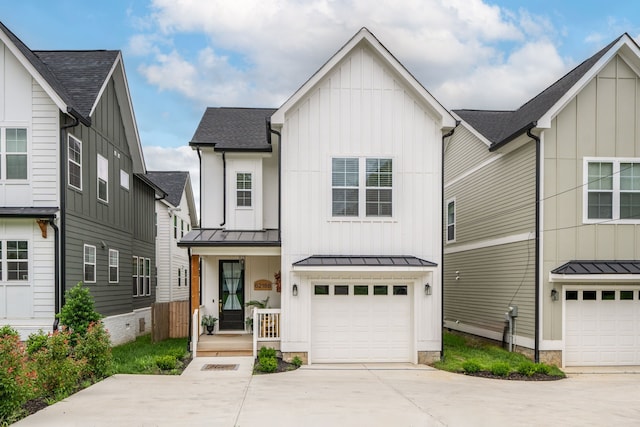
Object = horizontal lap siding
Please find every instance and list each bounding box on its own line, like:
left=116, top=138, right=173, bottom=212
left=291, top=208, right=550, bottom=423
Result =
left=31, top=81, right=59, bottom=206
left=443, top=126, right=492, bottom=183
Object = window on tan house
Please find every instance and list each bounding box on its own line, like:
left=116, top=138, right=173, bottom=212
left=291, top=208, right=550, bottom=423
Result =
left=585, top=159, right=640, bottom=222
left=446, top=199, right=456, bottom=242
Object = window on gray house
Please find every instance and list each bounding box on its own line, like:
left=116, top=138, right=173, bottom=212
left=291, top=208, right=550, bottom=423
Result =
left=447, top=200, right=456, bottom=242
left=97, top=154, right=108, bottom=202
left=109, top=249, right=119, bottom=283
left=84, top=244, right=96, bottom=283
left=68, top=135, right=82, bottom=190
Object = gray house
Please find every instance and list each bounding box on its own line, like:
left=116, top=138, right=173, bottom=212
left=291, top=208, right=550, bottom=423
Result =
left=444, top=33, right=640, bottom=367
left=0, top=22, right=161, bottom=344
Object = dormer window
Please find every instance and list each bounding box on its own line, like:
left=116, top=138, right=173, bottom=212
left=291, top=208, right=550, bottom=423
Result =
left=237, top=173, right=252, bottom=207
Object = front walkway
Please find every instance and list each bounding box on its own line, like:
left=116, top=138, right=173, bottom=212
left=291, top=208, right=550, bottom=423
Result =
left=15, top=360, right=640, bottom=426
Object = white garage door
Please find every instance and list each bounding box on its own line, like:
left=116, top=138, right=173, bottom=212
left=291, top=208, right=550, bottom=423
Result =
left=565, top=289, right=640, bottom=366
left=311, top=283, right=412, bottom=363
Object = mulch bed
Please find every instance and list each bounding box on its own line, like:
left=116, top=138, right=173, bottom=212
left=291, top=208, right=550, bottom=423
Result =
left=464, top=371, right=564, bottom=381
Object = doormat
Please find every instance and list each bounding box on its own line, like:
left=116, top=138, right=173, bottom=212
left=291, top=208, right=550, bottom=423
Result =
left=201, top=364, right=239, bottom=371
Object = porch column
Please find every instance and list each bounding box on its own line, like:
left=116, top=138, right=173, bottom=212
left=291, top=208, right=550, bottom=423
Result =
left=191, top=254, right=200, bottom=314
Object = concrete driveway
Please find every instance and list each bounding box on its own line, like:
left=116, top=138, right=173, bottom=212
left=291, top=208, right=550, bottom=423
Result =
left=14, top=358, right=640, bottom=427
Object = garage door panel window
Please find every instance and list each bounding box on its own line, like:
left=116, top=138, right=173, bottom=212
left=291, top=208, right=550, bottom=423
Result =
left=373, top=285, right=388, bottom=295
left=566, top=290, right=578, bottom=300
left=393, top=285, right=407, bottom=295
left=354, top=285, right=368, bottom=295
left=583, top=290, right=597, bottom=300
left=620, top=290, right=634, bottom=300
left=602, top=290, right=615, bottom=301
left=334, top=285, right=349, bottom=295
left=314, top=285, right=329, bottom=295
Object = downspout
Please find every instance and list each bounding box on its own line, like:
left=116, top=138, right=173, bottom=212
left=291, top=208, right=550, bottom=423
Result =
left=59, top=115, right=80, bottom=314
left=267, top=119, right=282, bottom=242
left=441, top=123, right=458, bottom=358
left=187, top=247, right=192, bottom=353
left=526, top=126, right=541, bottom=363
left=196, top=147, right=202, bottom=225
left=49, top=219, right=60, bottom=331
left=220, top=152, right=226, bottom=227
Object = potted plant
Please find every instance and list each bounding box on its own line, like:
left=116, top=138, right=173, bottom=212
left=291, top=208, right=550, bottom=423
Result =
left=245, top=316, right=253, bottom=333
left=201, top=314, right=218, bottom=335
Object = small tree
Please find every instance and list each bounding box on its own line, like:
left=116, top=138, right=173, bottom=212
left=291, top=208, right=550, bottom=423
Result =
left=57, top=282, right=101, bottom=342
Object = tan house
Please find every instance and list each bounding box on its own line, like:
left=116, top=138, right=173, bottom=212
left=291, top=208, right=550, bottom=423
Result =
left=444, top=33, right=640, bottom=367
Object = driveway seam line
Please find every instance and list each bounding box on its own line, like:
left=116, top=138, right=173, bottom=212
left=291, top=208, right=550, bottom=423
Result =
left=233, top=364, right=254, bottom=426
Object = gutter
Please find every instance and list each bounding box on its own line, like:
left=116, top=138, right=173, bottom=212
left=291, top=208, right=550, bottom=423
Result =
left=440, top=122, right=458, bottom=359
left=489, top=122, right=537, bottom=152
left=526, top=126, right=541, bottom=363
left=220, top=152, right=226, bottom=227
left=267, top=119, right=282, bottom=243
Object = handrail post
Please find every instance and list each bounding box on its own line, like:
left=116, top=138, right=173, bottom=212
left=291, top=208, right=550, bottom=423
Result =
left=252, top=307, right=258, bottom=357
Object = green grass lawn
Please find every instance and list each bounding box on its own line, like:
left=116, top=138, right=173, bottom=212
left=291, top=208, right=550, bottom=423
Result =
left=111, top=335, right=189, bottom=375
left=434, top=332, right=565, bottom=378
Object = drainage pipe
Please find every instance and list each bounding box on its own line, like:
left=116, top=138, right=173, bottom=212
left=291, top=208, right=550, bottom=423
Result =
left=49, top=219, right=60, bottom=331
left=267, top=119, right=282, bottom=243
left=527, top=126, right=541, bottom=363
left=220, top=152, right=226, bottom=227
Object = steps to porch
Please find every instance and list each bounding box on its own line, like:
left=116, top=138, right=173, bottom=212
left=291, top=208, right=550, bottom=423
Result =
left=196, top=333, right=253, bottom=357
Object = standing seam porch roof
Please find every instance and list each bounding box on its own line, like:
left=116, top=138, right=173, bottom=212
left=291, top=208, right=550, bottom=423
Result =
left=552, top=261, right=640, bottom=275
left=293, top=255, right=437, bottom=267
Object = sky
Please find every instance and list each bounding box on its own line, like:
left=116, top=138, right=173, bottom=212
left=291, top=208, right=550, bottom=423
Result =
left=1, top=0, right=639, bottom=210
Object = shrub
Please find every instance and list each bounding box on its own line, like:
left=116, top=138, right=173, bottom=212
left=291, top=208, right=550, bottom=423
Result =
left=155, top=355, right=178, bottom=371
left=535, top=363, right=552, bottom=375
left=0, top=333, right=36, bottom=423
left=490, top=362, right=511, bottom=377
left=291, top=356, right=303, bottom=368
left=258, top=347, right=277, bottom=359
left=0, top=324, right=20, bottom=338
left=26, top=330, right=48, bottom=355
left=32, top=330, right=84, bottom=400
left=462, top=360, right=481, bottom=374
left=257, top=357, right=278, bottom=373
left=167, top=347, right=186, bottom=360
left=75, top=322, right=113, bottom=380
left=517, top=361, right=537, bottom=377
left=57, top=282, right=101, bottom=342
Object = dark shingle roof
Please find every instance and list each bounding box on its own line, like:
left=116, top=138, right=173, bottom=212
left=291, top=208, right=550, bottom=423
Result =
left=552, top=260, right=640, bottom=275
left=455, top=35, right=624, bottom=148
left=190, top=107, right=277, bottom=151
left=177, top=228, right=280, bottom=247
left=293, top=255, right=437, bottom=267
left=0, top=21, right=119, bottom=125
left=145, top=171, right=189, bottom=207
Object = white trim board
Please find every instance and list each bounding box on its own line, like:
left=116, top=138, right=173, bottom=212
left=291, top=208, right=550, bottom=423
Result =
left=444, top=232, right=533, bottom=254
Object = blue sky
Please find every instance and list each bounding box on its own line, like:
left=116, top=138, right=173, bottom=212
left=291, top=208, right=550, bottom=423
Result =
left=1, top=0, right=639, bottom=204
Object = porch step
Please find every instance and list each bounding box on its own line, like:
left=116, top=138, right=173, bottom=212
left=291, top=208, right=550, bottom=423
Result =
left=196, top=333, right=253, bottom=354
left=196, top=350, right=253, bottom=357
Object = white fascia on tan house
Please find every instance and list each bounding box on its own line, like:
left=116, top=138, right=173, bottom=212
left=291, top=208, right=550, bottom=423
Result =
left=444, top=33, right=640, bottom=367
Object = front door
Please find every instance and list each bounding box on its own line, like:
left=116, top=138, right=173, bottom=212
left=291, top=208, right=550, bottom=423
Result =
left=219, top=260, right=244, bottom=330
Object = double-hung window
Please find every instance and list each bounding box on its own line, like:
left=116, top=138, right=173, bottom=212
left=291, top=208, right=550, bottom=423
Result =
left=132, top=256, right=139, bottom=296
left=144, top=258, right=151, bottom=296
left=109, top=249, right=119, bottom=283
left=332, top=157, right=392, bottom=217
left=97, top=154, right=108, bottom=203
left=84, top=244, right=96, bottom=283
left=6, top=241, right=28, bottom=281
left=2, top=128, right=28, bottom=180
left=237, top=173, right=252, bottom=207
left=584, top=158, right=640, bottom=222
left=68, top=135, right=82, bottom=190
left=446, top=199, right=456, bottom=242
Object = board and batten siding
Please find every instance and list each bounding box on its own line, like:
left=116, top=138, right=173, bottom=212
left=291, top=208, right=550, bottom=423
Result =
left=542, top=55, right=640, bottom=340
left=443, top=124, right=536, bottom=341
left=280, top=43, right=443, bottom=351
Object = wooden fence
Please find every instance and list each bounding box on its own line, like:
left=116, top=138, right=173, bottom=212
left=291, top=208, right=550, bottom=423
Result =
left=152, top=300, right=189, bottom=342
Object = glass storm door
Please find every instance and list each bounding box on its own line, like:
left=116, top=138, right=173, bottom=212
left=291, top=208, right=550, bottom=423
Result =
left=219, top=260, right=244, bottom=330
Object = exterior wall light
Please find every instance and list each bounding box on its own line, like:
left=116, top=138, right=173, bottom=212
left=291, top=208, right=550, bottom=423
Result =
left=292, top=283, right=298, bottom=296
left=239, top=256, right=245, bottom=270
left=424, top=283, right=431, bottom=295
left=551, top=288, right=559, bottom=301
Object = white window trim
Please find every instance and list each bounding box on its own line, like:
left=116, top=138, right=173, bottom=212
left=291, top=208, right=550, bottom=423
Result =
left=330, top=156, right=395, bottom=220
left=583, top=157, right=640, bottom=224
left=68, top=134, right=82, bottom=191
left=3, top=240, right=30, bottom=282
left=84, top=244, right=96, bottom=283
left=109, top=249, right=119, bottom=284
left=120, top=169, right=129, bottom=191
left=97, top=153, right=109, bottom=203
left=1, top=127, right=30, bottom=182
left=446, top=197, right=456, bottom=243
left=144, top=258, right=151, bottom=296
left=132, top=256, right=139, bottom=297
left=236, top=172, right=253, bottom=209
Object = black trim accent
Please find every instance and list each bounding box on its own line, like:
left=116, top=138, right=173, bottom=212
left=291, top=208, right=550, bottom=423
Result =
left=220, top=152, right=226, bottom=227
left=527, top=128, right=540, bottom=363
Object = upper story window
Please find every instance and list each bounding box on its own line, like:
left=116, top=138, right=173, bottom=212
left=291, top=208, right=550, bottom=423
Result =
left=120, top=169, right=129, bottom=190
left=584, top=158, right=640, bottom=223
left=97, top=154, right=108, bottom=203
left=2, top=128, right=28, bottom=180
left=84, top=244, right=96, bottom=283
left=181, top=220, right=184, bottom=238
left=109, top=249, right=119, bottom=283
left=446, top=199, right=456, bottom=242
left=4, top=240, right=28, bottom=281
left=237, top=173, right=252, bottom=207
left=332, top=157, right=393, bottom=218
left=173, top=215, right=178, bottom=239
left=68, top=135, right=82, bottom=190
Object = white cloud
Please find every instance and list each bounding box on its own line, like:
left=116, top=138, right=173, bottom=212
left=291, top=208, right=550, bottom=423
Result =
left=129, top=0, right=572, bottom=110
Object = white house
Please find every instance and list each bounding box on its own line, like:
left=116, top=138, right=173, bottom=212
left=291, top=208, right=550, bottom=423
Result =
left=180, top=28, right=455, bottom=364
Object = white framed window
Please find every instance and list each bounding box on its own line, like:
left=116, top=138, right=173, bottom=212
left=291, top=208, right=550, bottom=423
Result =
left=181, top=219, right=184, bottom=238
left=84, top=244, right=96, bottom=283
left=132, top=256, right=139, bottom=296
left=446, top=198, right=456, bottom=243
left=184, top=268, right=188, bottom=288
left=109, top=249, right=119, bottom=283
left=236, top=172, right=252, bottom=207
left=120, top=169, right=129, bottom=190
left=584, top=158, right=640, bottom=223
left=97, top=154, right=108, bottom=203
left=332, top=157, right=393, bottom=218
left=173, top=215, right=178, bottom=239
left=138, top=257, right=144, bottom=296
left=68, top=135, right=82, bottom=190
left=177, top=268, right=181, bottom=287
left=2, top=128, right=28, bottom=180
left=6, top=240, right=28, bottom=281
left=144, top=258, right=151, bottom=296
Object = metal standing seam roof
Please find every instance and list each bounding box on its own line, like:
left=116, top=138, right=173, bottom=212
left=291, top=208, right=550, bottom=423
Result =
left=293, top=255, right=437, bottom=267
left=190, top=107, right=277, bottom=151
left=177, top=228, right=280, bottom=247
left=454, top=35, right=625, bottom=148
left=552, top=261, right=640, bottom=275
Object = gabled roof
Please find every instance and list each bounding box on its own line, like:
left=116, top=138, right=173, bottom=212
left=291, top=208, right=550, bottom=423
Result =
left=271, top=27, right=455, bottom=128
left=146, top=171, right=189, bottom=207
left=455, top=34, right=636, bottom=150
left=190, top=107, right=277, bottom=152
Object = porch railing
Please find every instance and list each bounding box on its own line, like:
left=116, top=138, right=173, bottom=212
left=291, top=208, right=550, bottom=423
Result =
left=252, top=307, right=281, bottom=357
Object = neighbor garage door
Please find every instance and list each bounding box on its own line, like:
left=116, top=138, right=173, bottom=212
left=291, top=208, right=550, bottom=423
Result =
left=565, top=289, right=640, bottom=366
left=311, top=283, right=412, bottom=363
